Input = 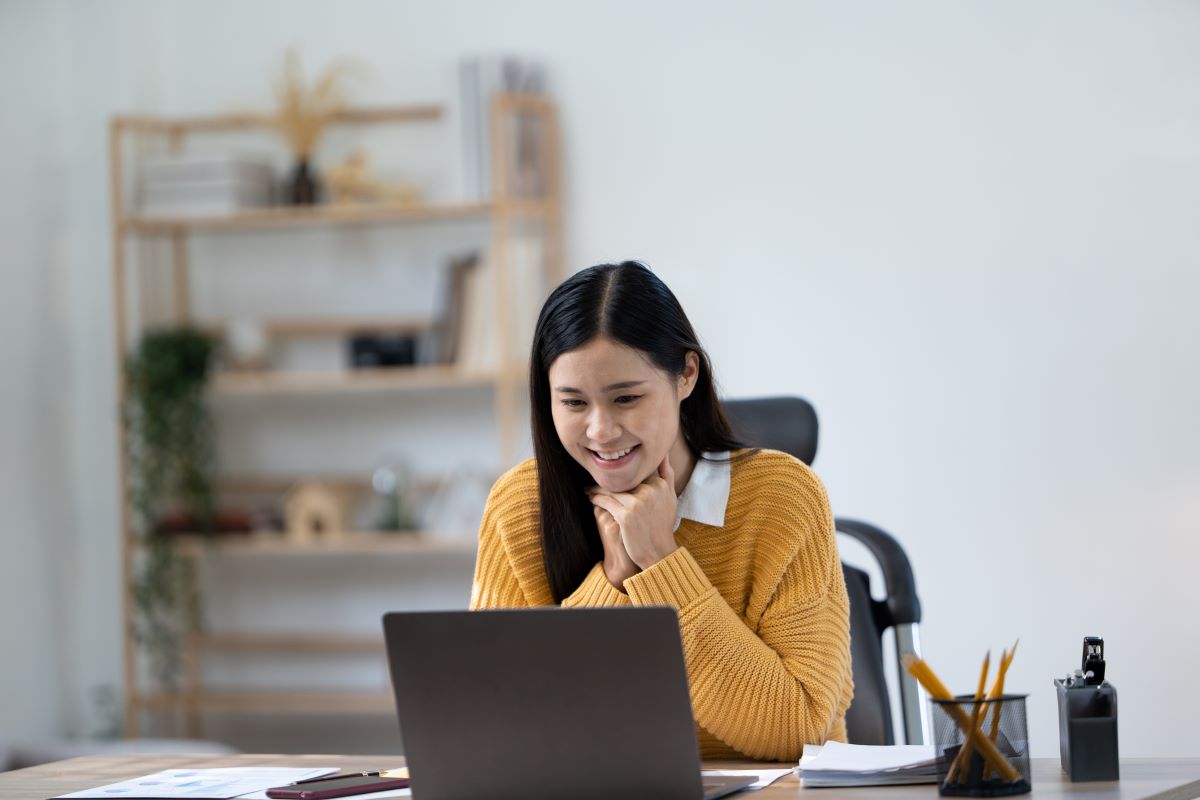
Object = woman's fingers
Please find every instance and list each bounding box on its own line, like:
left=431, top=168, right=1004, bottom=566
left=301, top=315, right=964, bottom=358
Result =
left=588, top=487, right=634, bottom=507
left=658, top=451, right=674, bottom=485
left=595, top=504, right=639, bottom=591
left=593, top=505, right=615, bottom=535
left=593, top=504, right=614, bottom=528
left=631, top=454, right=673, bottom=496
left=589, top=492, right=626, bottom=519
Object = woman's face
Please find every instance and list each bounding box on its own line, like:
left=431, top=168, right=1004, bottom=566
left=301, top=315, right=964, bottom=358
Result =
left=548, top=337, right=696, bottom=493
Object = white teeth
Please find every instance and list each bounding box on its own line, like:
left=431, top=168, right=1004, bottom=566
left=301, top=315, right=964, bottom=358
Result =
left=594, top=447, right=633, bottom=461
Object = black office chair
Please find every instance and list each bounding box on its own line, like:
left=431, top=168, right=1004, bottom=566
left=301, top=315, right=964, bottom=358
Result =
left=723, top=396, right=926, bottom=746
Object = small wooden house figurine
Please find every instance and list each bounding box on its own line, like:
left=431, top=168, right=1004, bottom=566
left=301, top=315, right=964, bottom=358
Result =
left=284, top=480, right=346, bottom=543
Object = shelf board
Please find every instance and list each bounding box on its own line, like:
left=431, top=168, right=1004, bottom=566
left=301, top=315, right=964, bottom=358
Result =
left=215, top=475, right=442, bottom=496
left=202, top=316, right=434, bottom=340
left=135, top=690, right=395, bottom=714
left=210, top=365, right=498, bottom=396
left=216, top=475, right=371, bottom=494
left=115, top=104, right=444, bottom=134
left=120, top=199, right=549, bottom=235
left=122, top=201, right=490, bottom=234
left=193, top=632, right=384, bottom=653
left=172, top=531, right=477, bottom=557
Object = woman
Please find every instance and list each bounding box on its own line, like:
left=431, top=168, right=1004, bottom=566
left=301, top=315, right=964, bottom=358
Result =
left=470, top=261, right=853, bottom=762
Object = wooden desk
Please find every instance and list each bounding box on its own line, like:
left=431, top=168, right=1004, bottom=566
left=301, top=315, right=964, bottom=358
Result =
left=1, top=753, right=1197, bottom=799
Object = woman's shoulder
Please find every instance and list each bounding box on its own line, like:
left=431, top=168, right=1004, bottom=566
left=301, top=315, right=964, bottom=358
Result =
left=726, top=448, right=833, bottom=538
left=726, top=448, right=839, bottom=589
left=491, top=457, right=538, bottom=493
left=483, top=458, right=540, bottom=522
left=729, top=447, right=827, bottom=496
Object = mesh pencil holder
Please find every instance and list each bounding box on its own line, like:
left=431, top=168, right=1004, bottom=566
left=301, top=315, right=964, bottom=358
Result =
left=930, top=694, right=1032, bottom=797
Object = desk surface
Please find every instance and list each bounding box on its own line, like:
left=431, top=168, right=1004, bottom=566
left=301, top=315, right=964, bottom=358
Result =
left=1, top=754, right=1197, bottom=799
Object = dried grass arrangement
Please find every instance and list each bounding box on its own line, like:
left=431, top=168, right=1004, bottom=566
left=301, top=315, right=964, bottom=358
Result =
left=272, top=49, right=364, bottom=160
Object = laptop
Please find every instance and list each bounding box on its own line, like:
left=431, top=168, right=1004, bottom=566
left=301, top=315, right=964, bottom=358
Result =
left=382, top=607, right=757, bottom=800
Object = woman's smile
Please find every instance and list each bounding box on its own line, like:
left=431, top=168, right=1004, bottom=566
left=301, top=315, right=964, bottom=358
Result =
left=587, top=443, right=641, bottom=469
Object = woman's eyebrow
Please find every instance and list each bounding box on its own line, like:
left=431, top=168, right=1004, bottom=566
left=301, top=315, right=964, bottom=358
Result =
left=554, top=380, right=646, bottom=394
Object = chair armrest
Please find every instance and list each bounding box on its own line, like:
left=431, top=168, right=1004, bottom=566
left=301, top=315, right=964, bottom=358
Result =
left=835, top=517, right=921, bottom=627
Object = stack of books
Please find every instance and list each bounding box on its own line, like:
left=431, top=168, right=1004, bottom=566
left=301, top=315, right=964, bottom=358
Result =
left=431, top=236, right=544, bottom=371
left=137, top=153, right=275, bottom=217
left=459, top=55, right=547, bottom=202
left=796, top=741, right=939, bottom=787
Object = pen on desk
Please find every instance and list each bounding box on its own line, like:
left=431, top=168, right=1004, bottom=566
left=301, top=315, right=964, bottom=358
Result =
left=293, top=770, right=384, bottom=785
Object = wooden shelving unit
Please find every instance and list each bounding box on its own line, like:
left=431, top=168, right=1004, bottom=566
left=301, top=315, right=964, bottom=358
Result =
left=110, top=97, right=562, bottom=732
left=193, top=632, right=385, bottom=653
left=138, top=690, right=396, bottom=715
left=210, top=365, right=499, bottom=397
left=171, top=532, right=478, bottom=558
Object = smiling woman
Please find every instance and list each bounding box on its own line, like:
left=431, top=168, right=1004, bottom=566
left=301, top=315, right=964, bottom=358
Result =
left=469, top=261, right=854, bottom=762
left=550, top=338, right=694, bottom=493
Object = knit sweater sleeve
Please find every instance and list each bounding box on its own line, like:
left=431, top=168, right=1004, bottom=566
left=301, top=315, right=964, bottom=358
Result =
left=621, top=461, right=853, bottom=761
left=469, top=465, right=533, bottom=609
left=561, top=562, right=633, bottom=607
left=469, top=460, right=630, bottom=609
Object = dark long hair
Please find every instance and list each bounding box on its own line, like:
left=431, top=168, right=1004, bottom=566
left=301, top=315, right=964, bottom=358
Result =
left=530, top=261, right=745, bottom=602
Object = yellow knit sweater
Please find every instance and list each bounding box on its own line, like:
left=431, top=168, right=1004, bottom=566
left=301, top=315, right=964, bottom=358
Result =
left=469, top=448, right=854, bottom=762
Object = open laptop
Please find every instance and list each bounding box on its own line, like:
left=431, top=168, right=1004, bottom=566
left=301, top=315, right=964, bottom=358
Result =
left=382, top=607, right=757, bottom=800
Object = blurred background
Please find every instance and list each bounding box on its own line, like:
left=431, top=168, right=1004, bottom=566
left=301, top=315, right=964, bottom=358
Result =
left=2, top=0, right=1198, bottom=770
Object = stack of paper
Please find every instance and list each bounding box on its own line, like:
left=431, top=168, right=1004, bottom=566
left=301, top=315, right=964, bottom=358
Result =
left=51, top=767, right=338, bottom=799
left=50, top=766, right=417, bottom=800
left=701, top=768, right=794, bottom=790
left=796, top=741, right=939, bottom=787
left=137, top=154, right=275, bottom=217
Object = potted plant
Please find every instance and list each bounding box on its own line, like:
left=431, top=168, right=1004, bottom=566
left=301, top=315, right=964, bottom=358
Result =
left=123, top=327, right=217, bottom=691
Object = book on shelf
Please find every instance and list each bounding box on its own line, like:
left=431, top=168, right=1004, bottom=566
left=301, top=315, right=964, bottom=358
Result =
left=455, top=252, right=499, bottom=372
left=459, top=55, right=548, bottom=202
left=506, top=233, right=545, bottom=361
left=431, top=252, right=481, bottom=366
left=440, top=233, right=544, bottom=373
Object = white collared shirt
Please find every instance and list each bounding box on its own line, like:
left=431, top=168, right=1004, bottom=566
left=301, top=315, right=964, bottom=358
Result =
left=674, top=451, right=731, bottom=531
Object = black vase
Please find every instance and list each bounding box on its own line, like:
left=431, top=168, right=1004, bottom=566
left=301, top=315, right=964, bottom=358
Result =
left=286, top=158, right=321, bottom=205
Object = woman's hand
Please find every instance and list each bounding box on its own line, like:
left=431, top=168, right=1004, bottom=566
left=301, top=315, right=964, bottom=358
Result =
left=588, top=455, right=679, bottom=570
left=593, top=505, right=640, bottom=591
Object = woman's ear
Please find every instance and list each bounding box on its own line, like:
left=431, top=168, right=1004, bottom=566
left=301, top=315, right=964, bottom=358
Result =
left=678, top=351, right=700, bottom=401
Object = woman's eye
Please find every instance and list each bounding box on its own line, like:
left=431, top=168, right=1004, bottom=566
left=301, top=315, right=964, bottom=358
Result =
left=560, top=399, right=585, bottom=408
left=615, top=395, right=642, bottom=404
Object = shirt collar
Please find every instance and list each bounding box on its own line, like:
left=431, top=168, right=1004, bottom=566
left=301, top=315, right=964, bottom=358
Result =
left=674, top=451, right=731, bottom=530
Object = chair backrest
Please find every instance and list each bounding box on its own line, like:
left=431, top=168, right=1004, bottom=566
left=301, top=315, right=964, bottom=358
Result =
left=841, top=562, right=894, bottom=745
left=723, top=396, right=818, bottom=467
left=723, top=396, right=923, bottom=745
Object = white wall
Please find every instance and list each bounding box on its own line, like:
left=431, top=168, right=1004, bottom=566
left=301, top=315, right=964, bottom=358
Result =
left=2, top=0, right=1197, bottom=758
left=4, top=0, right=157, bottom=743
left=0, top=0, right=71, bottom=744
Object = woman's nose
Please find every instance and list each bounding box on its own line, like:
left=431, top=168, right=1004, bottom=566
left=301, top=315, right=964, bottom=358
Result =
left=586, top=409, right=620, bottom=443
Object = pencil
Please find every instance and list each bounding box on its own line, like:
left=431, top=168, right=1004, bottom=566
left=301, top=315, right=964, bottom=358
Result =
left=981, top=640, right=1018, bottom=779
left=948, top=651, right=990, bottom=783
left=902, top=653, right=1020, bottom=782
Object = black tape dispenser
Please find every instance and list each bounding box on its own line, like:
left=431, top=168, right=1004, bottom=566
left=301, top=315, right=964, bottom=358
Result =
left=1054, top=636, right=1119, bottom=781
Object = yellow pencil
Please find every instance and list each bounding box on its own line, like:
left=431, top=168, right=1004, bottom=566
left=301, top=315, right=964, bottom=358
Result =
left=981, top=640, right=1018, bottom=779
left=902, top=654, right=1020, bottom=782
left=988, top=640, right=1018, bottom=700
left=948, top=651, right=990, bottom=783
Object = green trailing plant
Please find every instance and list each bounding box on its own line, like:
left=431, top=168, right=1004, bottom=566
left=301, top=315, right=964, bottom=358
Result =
left=123, top=327, right=217, bottom=691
